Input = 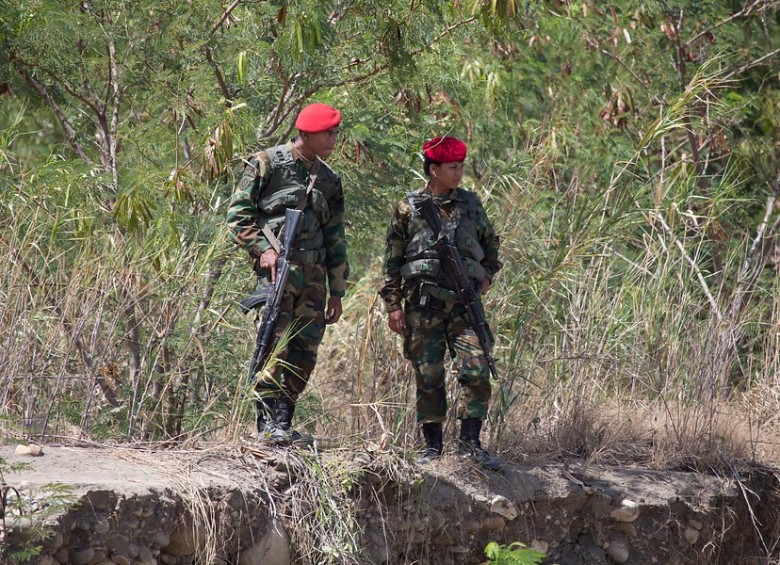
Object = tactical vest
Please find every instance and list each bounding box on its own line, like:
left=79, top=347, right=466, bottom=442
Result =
left=400, top=190, right=487, bottom=285
left=253, top=144, right=339, bottom=262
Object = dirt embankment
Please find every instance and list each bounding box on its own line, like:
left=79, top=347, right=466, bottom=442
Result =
left=2, top=442, right=779, bottom=564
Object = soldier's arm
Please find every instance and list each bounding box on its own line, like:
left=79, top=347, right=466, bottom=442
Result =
left=322, top=176, right=349, bottom=298
left=379, top=201, right=409, bottom=313
left=475, top=198, right=503, bottom=283
left=226, top=154, right=273, bottom=258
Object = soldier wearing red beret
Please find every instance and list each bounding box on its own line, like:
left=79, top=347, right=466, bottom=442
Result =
left=380, top=136, right=504, bottom=470
left=422, top=135, right=468, bottom=163
left=227, top=103, right=349, bottom=445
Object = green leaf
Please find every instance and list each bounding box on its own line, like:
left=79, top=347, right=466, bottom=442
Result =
left=236, top=50, right=247, bottom=84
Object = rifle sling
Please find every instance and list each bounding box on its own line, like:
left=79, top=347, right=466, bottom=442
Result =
left=260, top=158, right=321, bottom=254
left=417, top=196, right=443, bottom=235
left=417, top=198, right=498, bottom=379
left=417, top=196, right=476, bottom=293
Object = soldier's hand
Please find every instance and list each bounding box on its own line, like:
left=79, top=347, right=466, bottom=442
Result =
left=325, top=296, right=342, bottom=325
left=480, top=278, right=491, bottom=295
left=388, top=309, right=406, bottom=335
left=259, top=248, right=279, bottom=282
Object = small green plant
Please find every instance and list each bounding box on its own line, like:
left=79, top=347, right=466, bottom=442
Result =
left=484, top=541, right=548, bottom=565
left=0, top=456, right=76, bottom=563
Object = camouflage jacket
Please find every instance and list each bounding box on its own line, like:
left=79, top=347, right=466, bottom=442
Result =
left=226, top=141, right=349, bottom=297
left=380, top=185, right=502, bottom=313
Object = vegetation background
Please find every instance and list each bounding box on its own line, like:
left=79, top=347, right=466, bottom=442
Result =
left=2, top=0, right=780, bottom=479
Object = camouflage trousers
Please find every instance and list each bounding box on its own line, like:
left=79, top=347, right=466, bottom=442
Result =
left=254, top=261, right=326, bottom=403
left=403, top=301, right=492, bottom=423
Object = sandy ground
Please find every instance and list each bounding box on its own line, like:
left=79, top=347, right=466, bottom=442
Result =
left=0, top=442, right=247, bottom=497
left=0, top=439, right=731, bottom=509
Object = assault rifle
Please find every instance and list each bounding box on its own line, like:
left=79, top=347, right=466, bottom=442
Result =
left=246, top=207, right=303, bottom=381
left=416, top=197, right=500, bottom=380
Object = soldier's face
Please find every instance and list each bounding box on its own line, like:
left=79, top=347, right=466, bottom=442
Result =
left=302, top=128, right=340, bottom=159
left=432, top=161, right=464, bottom=189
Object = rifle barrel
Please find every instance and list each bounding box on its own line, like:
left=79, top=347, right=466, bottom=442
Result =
left=246, top=208, right=304, bottom=381
left=417, top=197, right=500, bottom=380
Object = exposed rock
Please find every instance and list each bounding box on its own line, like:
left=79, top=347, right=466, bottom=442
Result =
left=684, top=525, right=700, bottom=545
left=15, top=443, right=43, bottom=456
left=482, top=514, right=506, bottom=532
left=237, top=519, right=290, bottom=565
left=70, top=548, right=95, bottom=565
left=604, top=538, right=629, bottom=563
left=1, top=444, right=779, bottom=565
left=166, top=520, right=204, bottom=556
left=610, top=499, right=639, bottom=523
left=489, top=494, right=517, bottom=520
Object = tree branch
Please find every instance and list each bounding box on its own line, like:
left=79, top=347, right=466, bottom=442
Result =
left=211, top=0, right=243, bottom=36
left=257, top=14, right=478, bottom=140
left=592, top=44, right=665, bottom=107
left=15, top=67, right=93, bottom=164
left=685, top=0, right=775, bottom=47
left=76, top=37, right=106, bottom=114
left=106, top=34, right=122, bottom=191
left=724, top=48, right=780, bottom=80
left=204, top=46, right=231, bottom=102
left=258, top=72, right=300, bottom=140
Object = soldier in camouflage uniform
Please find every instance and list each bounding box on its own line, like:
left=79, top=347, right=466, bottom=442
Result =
left=227, top=103, right=349, bottom=444
left=380, top=136, right=503, bottom=470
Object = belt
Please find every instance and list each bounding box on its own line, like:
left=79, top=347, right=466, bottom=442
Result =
left=288, top=247, right=326, bottom=264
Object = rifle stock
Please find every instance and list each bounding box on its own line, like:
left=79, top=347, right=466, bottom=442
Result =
left=417, top=197, right=500, bottom=380
left=247, top=208, right=303, bottom=380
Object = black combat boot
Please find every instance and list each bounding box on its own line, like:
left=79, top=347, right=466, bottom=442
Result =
left=458, top=418, right=504, bottom=471
left=269, top=397, right=295, bottom=445
left=415, top=423, right=443, bottom=465
left=270, top=398, right=313, bottom=446
left=256, top=397, right=279, bottom=439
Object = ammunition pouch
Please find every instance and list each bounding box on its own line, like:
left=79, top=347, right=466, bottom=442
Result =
left=401, top=258, right=486, bottom=289
left=419, top=281, right=458, bottom=311
left=461, top=258, right=487, bottom=283
left=401, top=258, right=441, bottom=279
left=437, top=259, right=486, bottom=291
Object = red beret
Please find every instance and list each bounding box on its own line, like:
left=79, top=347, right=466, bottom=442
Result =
left=295, top=103, right=341, bottom=133
left=423, top=136, right=467, bottom=163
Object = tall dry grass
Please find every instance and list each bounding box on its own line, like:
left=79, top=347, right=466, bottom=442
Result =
left=3, top=72, right=780, bottom=479
left=313, top=69, right=780, bottom=474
